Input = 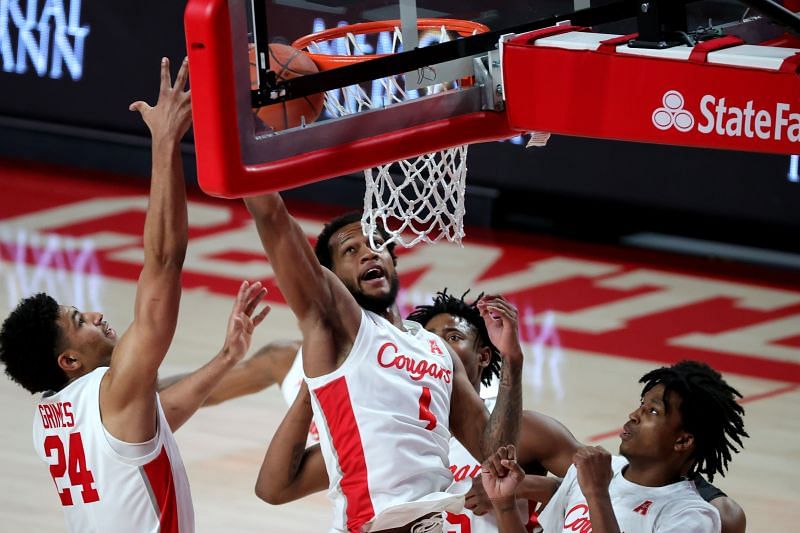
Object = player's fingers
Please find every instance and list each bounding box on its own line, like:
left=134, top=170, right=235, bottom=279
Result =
left=500, top=458, right=521, bottom=474
left=128, top=101, right=150, bottom=114
left=483, top=301, right=516, bottom=321
left=507, top=444, right=517, bottom=462
left=245, top=284, right=265, bottom=314
left=487, top=450, right=507, bottom=477
left=464, top=493, right=478, bottom=509
left=482, top=455, right=500, bottom=479
left=252, top=304, right=272, bottom=327
left=233, top=280, right=250, bottom=311
left=174, top=57, right=189, bottom=90
left=247, top=287, right=267, bottom=315
left=503, top=459, right=525, bottom=480
left=497, top=445, right=509, bottom=462
left=160, top=57, right=171, bottom=91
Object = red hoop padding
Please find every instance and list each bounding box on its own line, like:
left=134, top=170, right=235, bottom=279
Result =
left=292, top=18, right=490, bottom=71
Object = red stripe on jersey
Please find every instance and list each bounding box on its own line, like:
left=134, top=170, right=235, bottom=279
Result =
left=526, top=500, right=540, bottom=533
left=142, top=446, right=179, bottom=533
left=314, top=377, right=375, bottom=532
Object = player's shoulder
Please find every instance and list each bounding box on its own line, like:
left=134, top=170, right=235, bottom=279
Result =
left=659, top=479, right=722, bottom=518
left=692, top=475, right=727, bottom=501
left=655, top=493, right=721, bottom=533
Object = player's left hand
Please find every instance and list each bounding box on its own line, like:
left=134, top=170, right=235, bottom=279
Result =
left=477, top=295, right=523, bottom=364
left=222, top=280, right=270, bottom=363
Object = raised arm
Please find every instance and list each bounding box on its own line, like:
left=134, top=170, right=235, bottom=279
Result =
left=243, top=195, right=361, bottom=376
left=450, top=295, right=524, bottom=462
left=157, top=339, right=300, bottom=406
left=478, top=296, right=524, bottom=458
left=204, top=338, right=300, bottom=405
left=100, top=57, right=192, bottom=443
left=255, top=381, right=328, bottom=504
left=159, top=281, right=270, bottom=431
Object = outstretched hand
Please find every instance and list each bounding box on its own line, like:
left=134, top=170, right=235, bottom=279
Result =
left=222, top=281, right=271, bottom=363
left=477, top=295, right=523, bottom=364
left=129, top=57, right=192, bottom=142
left=480, top=445, right=526, bottom=505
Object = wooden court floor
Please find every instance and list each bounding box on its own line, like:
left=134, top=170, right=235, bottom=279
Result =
left=1, top=160, right=798, bottom=531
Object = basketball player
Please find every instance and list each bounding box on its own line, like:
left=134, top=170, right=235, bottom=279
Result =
left=0, top=58, right=268, bottom=533
left=482, top=361, right=749, bottom=533
left=253, top=291, right=745, bottom=532
left=255, top=289, right=575, bottom=531
left=242, top=203, right=524, bottom=532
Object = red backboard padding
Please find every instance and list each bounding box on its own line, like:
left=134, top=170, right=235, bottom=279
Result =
left=503, top=30, right=800, bottom=155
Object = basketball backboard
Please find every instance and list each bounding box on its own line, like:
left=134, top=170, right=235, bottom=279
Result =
left=185, top=0, right=538, bottom=198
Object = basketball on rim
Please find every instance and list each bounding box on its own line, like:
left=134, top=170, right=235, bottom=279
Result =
left=249, top=43, right=325, bottom=131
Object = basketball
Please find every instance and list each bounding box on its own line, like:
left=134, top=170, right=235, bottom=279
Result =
left=250, top=43, right=325, bottom=131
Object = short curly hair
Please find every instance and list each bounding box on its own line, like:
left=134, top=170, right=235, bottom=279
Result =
left=314, top=211, right=396, bottom=271
left=639, top=360, right=748, bottom=482
left=406, top=289, right=501, bottom=387
left=0, top=293, right=68, bottom=394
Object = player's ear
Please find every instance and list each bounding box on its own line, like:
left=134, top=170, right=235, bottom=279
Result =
left=674, top=431, right=694, bottom=453
left=57, top=350, right=82, bottom=373
left=477, top=344, right=492, bottom=371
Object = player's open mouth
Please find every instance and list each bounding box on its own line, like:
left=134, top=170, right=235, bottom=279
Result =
left=620, top=423, right=632, bottom=441
left=104, top=326, right=116, bottom=339
left=361, top=266, right=386, bottom=283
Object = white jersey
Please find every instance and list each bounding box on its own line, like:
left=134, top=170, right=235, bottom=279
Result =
left=306, top=310, right=462, bottom=532
left=538, top=456, right=720, bottom=533
left=281, top=349, right=319, bottom=445
left=446, top=395, right=535, bottom=533
left=32, top=367, right=194, bottom=533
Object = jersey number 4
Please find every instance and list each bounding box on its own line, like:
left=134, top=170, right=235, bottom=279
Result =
left=418, top=386, right=438, bottom=430
left=44, top=432, right=100, bottom=505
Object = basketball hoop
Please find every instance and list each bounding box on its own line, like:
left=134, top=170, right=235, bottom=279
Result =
left=293, top=19, right=490, bottom=249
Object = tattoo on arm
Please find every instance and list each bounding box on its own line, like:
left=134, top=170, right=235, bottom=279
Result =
left=483, top=360, right=523, bottom=459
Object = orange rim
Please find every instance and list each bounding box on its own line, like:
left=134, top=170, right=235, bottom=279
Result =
left=292, top=18, right=490, bottom=71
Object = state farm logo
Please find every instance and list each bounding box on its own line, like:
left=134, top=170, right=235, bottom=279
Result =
left=651, top=89, right=800, bottom=142
left=652, top=90, right=694, bottom=132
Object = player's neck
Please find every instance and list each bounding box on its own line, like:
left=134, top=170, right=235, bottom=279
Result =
left=379, top=304, right=405, bottom=330
left=622, top=461, right=684, bottom=488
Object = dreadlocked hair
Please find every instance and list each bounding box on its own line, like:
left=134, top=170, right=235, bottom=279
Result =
left=406, top=289, right=501, bottom=387
left=314, top=211, right=397, bottom=270
left=639, top=360, right=748, bottom=482
left=0, top=293, right=68, bottom=394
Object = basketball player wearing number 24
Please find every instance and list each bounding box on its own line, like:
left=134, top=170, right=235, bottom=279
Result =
left=0, top=58, right=269, bottom=533
left=243, top=200, right=524, bottom=532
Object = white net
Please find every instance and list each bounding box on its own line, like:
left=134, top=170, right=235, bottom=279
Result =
left=305, top=23, right=473, bottom=249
